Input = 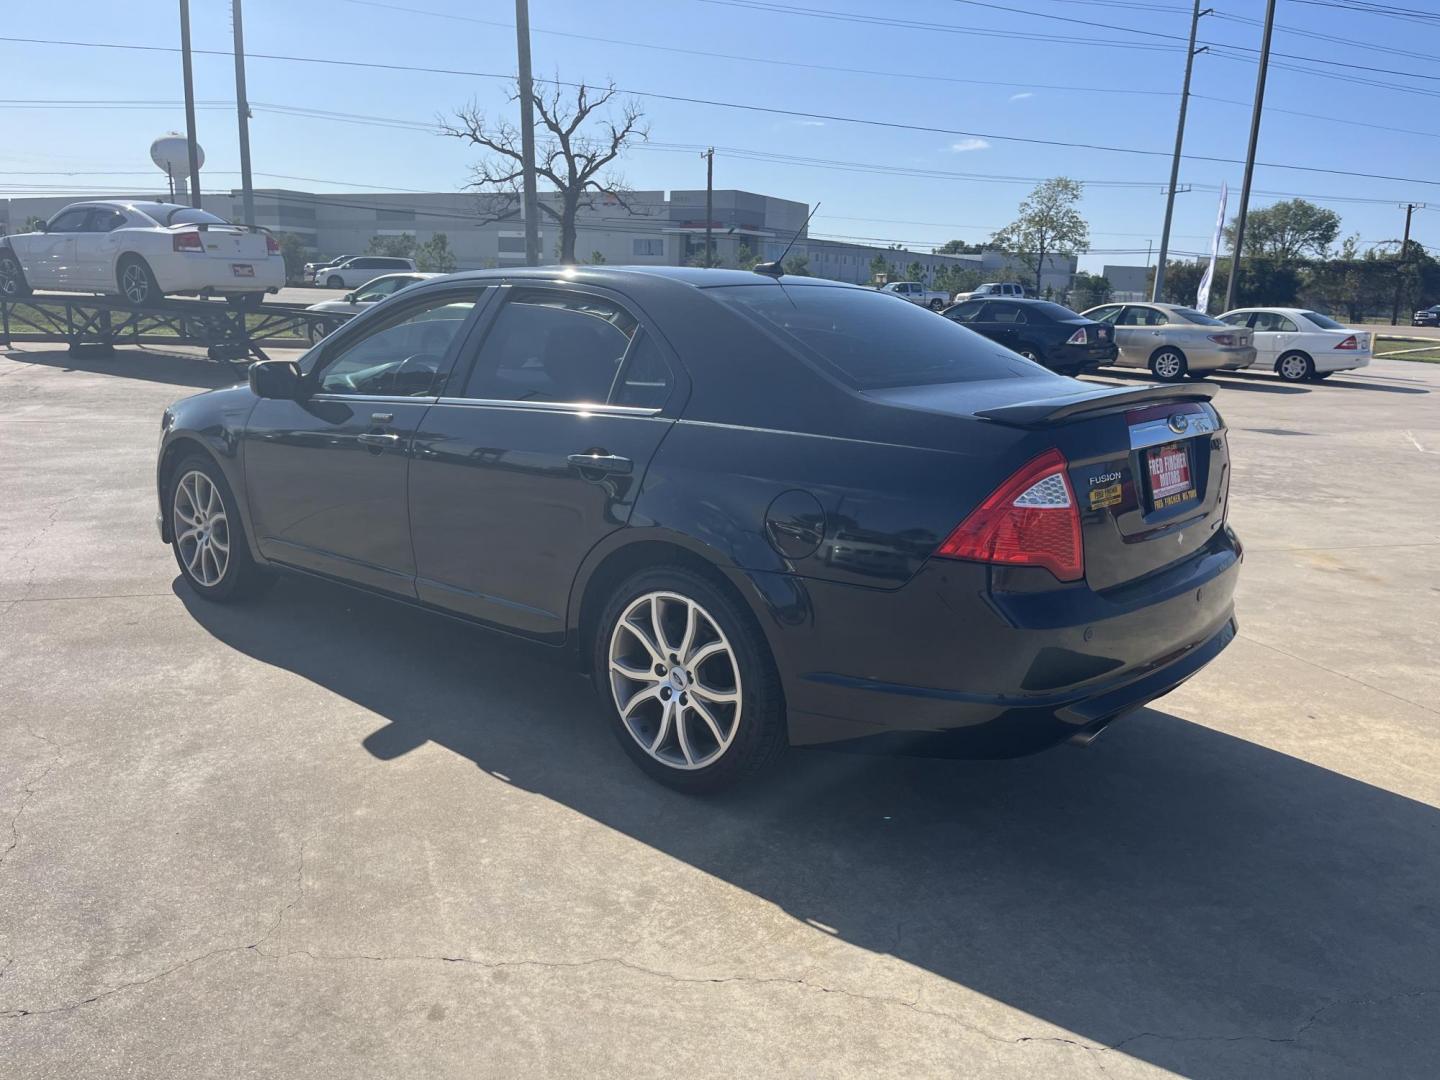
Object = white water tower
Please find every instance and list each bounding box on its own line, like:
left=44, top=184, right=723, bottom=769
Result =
left=150, top=133, right=205, bottom=199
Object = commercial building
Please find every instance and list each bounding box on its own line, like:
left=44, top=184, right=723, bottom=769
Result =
left=1, top=186, right=1076, bottom=292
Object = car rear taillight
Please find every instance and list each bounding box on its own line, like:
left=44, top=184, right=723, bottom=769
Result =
left=936, top=448, right=1083, bottom=582
left=1208, top=333, right=1239, bottom=346
left=1334, top=334, right=1359, bottom=350
left=265, top=232, right=280, bottom=255
left=173, top=231, right=204, bottom=253
left=1065, top=327, right=1088, bottom=345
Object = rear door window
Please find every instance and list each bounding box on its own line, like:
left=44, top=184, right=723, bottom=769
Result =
left=461, top=287, right=667, bottom=406
left=709, top=283, right=1040, bottom=389
left=982, top=302, right=1025, bottom=324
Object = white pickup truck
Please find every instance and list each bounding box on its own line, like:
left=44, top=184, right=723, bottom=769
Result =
left=879, top=281, right=949, bottom=311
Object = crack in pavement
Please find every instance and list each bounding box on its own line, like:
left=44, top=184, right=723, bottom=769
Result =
left=0, top=833, right=309, bottom=1020
left=0, top=727, right=63, bottom=873
left=1238, top=632, right=1439, bottom=719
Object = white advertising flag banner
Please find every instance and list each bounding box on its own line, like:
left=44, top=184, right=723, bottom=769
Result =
left=1196, top=181, right=1228, bottom=314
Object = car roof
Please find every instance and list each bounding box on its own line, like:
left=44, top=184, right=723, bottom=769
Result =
left=414, top=265, right=871, bottom=292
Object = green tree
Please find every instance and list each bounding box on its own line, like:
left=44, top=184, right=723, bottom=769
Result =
left=414, top=232, right=457, bottom=273
left=991, top=177, right=1090, bottom=296
left=586, top=249, right=607, bottom=265
left=366, top=233, right=416, bottom=259
left=936, top=239, right=984, bottom=255
left=933, top=265, right=982, bottom=297
left=868, top=253, right=892, bottom=282
left=21, top=215, right=47, bottom=234
left=783, top=254, right=812, bottom=277
left=904, top=260, right=926, bottom=283
left=1068, top=271, right=1111, bottom=309
left=272, top=232, right=310, bottom=284
left=734, top=242, right=760, bottom=270
left=1153, top=260, right=1208, bottom=306
left=443, top=80, right=647, bottom=264
left=1225, top=198, right=1340, bottom=265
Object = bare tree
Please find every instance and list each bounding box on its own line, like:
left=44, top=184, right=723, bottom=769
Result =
left=441, top=80, right=647, bottom=265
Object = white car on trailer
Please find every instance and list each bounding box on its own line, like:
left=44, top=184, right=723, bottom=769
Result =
left=0, top=200, right=285, bottom=308
left=1218, top=307, right=1371, bottom=382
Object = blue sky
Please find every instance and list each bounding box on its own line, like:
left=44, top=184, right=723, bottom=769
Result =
left=4, top=0, right=1437, bottom=272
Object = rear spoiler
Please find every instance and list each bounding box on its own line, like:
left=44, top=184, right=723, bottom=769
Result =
left=975, top=383, right=1217, bottom=428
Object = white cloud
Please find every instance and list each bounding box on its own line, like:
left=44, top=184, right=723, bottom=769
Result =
left=1010, top=92, right=1035, bottom=102
left=947, top=138, right=990, bottom=153
left=796, top=120, right=826, bottom=127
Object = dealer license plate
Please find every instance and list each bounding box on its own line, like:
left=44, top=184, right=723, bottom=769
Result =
left=1147, top=442, right=1195, bottom=510
left=231, top=263, right=255, bottom=277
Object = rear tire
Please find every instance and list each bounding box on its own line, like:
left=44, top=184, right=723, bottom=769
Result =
left=1149, top=347, right=1189, bottom=382
left=592, top=565, right=786, bottom=793
left=928, top=298, right=944, bottom=311
left=1276, top=351, right=1314, bottom=383
left=116, top=255, right=160, bottom=306
left=325, top=275, right=344, bottom=289
left=0, top=248, right=31, bottom=298
left=167, top=453, right=270, bottom=602
left=1016, top=346, right=1043, bottom=364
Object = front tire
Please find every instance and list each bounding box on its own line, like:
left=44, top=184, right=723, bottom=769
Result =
left=0, top=248, right=31, bottom=298
left=593, top=566, right=786, bottom=793
left=168, top=454, right=269, bottom=602
left=1150, top=347, right=1189, bottom=382
left=1277, top=351, right=1314, bottom=382
left=116, top=256, right=160, bottom=306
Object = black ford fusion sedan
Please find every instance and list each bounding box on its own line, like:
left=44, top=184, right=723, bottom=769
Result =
left=157, top=267, right=1240, bottom=791
left=942, top=296, right=1119, bottom=375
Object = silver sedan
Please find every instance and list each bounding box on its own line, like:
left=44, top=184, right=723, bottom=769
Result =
left=1082, top=302, right=1257, bottom=381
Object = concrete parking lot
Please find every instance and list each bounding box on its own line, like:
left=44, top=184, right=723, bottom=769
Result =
left=1, top=344, right=1437, bottom=1078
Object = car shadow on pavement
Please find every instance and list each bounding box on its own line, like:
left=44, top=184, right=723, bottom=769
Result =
left=3, top=346, right=244, bottom=390
left=178, top=574, right=1440, bottom=1077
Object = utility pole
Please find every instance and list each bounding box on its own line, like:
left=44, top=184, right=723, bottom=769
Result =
left=1224, top=0, right=1276, bottom=312
left=179, top=0, right=203, bottom=208
left=1390, top=202, right=1425, bottom=325
left=702, top=147, right=715, bottom=267
left=231, top=0, right=255, bottom=227
left=1153, top=1, right=1209, bottom=301
left=514, top=0, right=540, bottom=266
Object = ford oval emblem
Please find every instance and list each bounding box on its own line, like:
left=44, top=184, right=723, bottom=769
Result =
left=1167, top=413, right=1190, bottom=434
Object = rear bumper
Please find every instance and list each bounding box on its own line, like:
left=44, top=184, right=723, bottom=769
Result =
left=1314, top=353, right=1370, bottom=373
left=744, top=525, right=1241, bottom=758
left=1190, top=345, right=1257, bottom=371
left=1047, top=343, right=1117, bottom=373
left=153, top=254, right=286, bottom=294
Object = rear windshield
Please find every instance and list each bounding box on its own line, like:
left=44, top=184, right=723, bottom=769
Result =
left=1171, top=307, right=1227, bottom=326
left=1299, top=310, right=1346, bottom=329
left=163, top=207, right=231, bottom=227
left=1026, top=301, right=1085, bottom=321
left=709, top=283, right=1042, bottom=389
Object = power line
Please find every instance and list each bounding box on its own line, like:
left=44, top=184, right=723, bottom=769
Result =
left=4, top=36, right=1440, bottom=190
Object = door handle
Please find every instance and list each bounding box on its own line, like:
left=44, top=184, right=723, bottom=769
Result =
left=370, top=411, right=394, bottom=423
left=568, top=452, right=632, bottom=475
left=357, top=432, right=401, bottom=447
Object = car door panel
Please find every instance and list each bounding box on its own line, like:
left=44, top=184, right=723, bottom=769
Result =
left=26, top=207, right=89, bottom=287
left=242, top=287, right=488, bottom=593
left=406, top=283, right=682, bottom=641
left=409, top=405, right=673, bottom=636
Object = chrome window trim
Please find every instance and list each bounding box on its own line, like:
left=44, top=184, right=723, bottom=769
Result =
left=1129, top=412, right=1219, bottom=451
left=433, top=396, right=662, bottom=417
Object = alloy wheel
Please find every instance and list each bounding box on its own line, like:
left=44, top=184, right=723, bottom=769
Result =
left=1279, top=354, right=1309, bottom=381
left=172, top=470, right=230, bottom=587
left=1153, top=350, right=1184, bottom=379
left=608, top=591, right=743, bottom=770
left=121, top=263, right=151, bottom=304
left=0, top=255, right=22, bottom=295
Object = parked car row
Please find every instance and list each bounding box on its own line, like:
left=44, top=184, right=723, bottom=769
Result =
left=306, top=255, right=417, bottom=289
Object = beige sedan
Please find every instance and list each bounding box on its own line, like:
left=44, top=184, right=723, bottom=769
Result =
left=1082, top=302, right=1257, bottom=381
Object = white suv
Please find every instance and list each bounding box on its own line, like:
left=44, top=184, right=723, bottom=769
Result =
left=0, top=200, right=284, bottom=307
left=318, top=256, right=417, bottom=289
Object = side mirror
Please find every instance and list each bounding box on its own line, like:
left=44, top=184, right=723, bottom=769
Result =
left=248, top=359, right=302, bottom=400
left=344, top=292, right=356, bottom=303
left=36, top=222, right=49, bottom=233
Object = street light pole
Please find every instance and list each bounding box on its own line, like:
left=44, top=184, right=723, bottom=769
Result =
left=232, top=0, right=255, bottom=227
left=178, top=0, right=203, bottom=208
left=514, top=0, right=540, bottom=266
left=1224, top=0, right=1277, bottom=312
left=1153, top=0, right=1209, bottom=301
